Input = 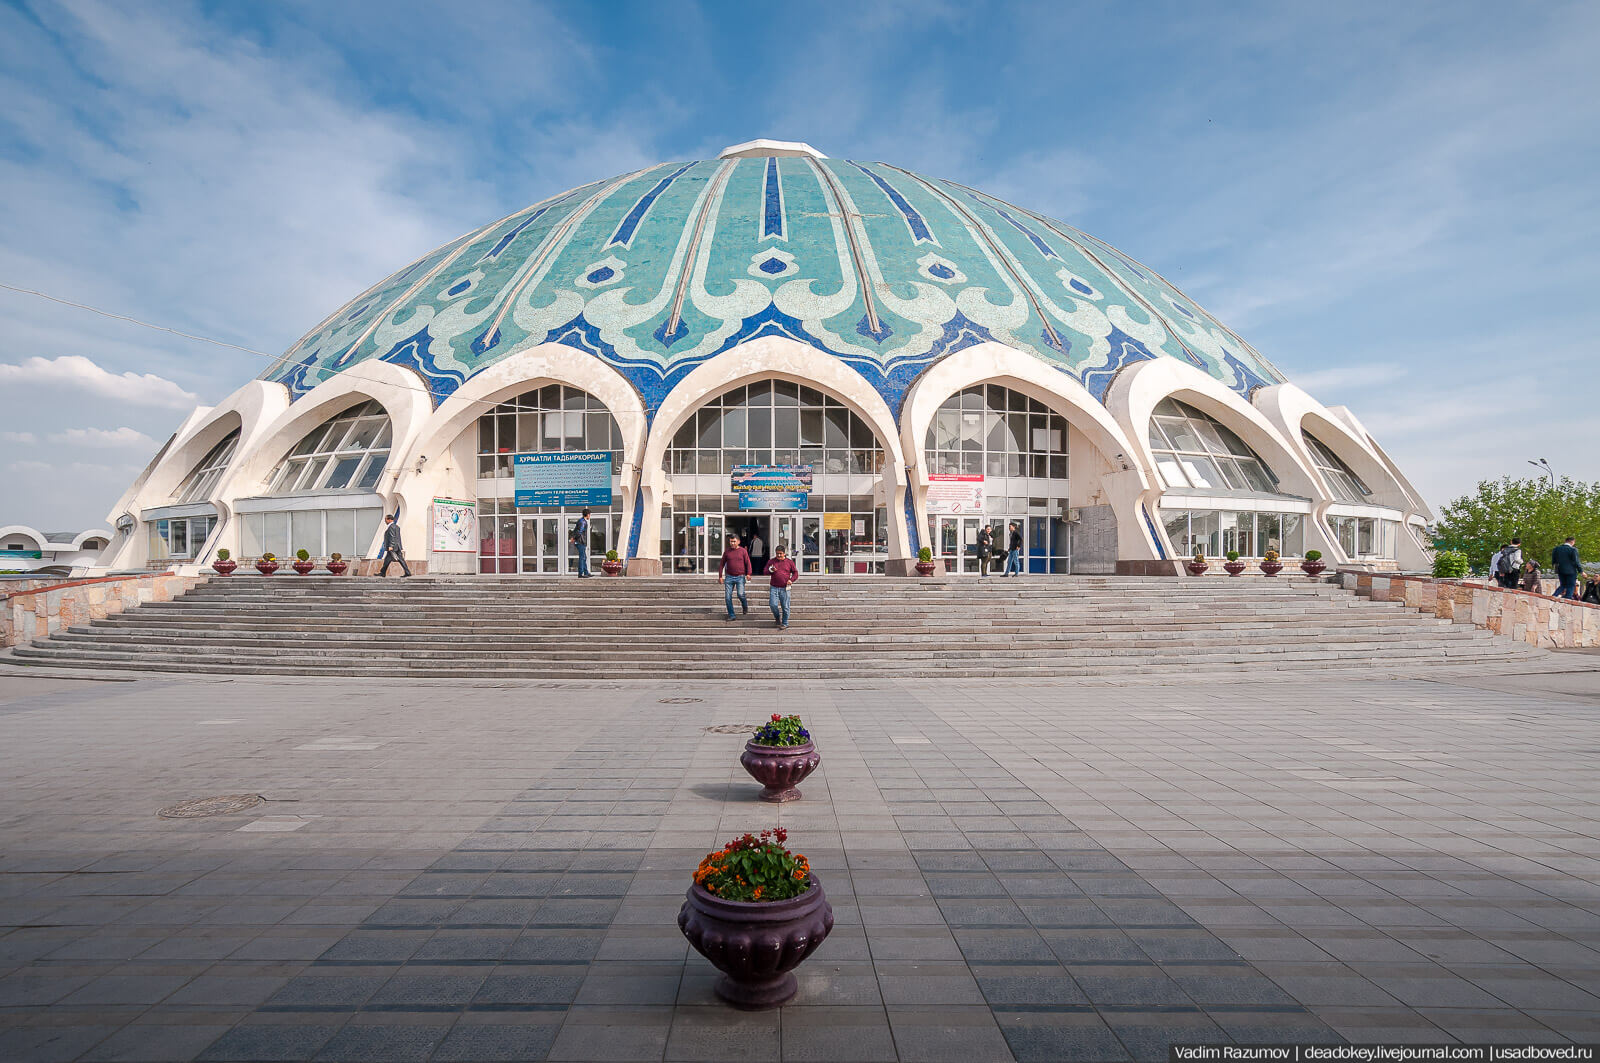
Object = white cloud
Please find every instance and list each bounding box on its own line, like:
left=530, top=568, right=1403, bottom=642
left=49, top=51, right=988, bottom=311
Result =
left=0, top=356, right=198, bottom=409
left=6, top=460, right=51, bottom=474
left=0, top=430, right=37, bottom=444
left=48, top=427, right=158, bottom=449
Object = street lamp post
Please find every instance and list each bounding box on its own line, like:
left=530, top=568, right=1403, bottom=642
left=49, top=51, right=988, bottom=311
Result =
left=1527, top=458, right=1555, bottom=488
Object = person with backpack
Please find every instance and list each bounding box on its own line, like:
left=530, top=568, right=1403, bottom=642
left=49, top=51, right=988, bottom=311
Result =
left=1496, top=537, right=1523, bottom=589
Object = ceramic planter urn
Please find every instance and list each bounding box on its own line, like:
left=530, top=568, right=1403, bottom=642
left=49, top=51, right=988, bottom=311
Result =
left=601, top=559, right=624, bottom=576
left=212, top=559, right=237, bottom=576
left=326, top=560, right=349, bottom=576
left=741, top=740, right=820, bottom=802
left=914, top=561, right=938, bottom=576
left=1185, top=560, right=1208, bottom=576
left=1223, top=561, right=1247, bottom=577
left=254, top=559, right=279, bottom=576
left=678, top=876, right=833, bottom=1008
left=1300, top=560, right=1327, bottom=576
left=1259, top=560, right=1284, bottom=577
left=292, top=559, right=316, bottom=575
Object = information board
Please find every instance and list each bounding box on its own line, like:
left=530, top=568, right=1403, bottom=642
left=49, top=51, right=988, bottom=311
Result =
left=925, top=474, right=985, bottom=514
left=513, top=452, right=612, bottom=508
left=430, top=499, right=477, bottom=553
left=732, top=465, right=813, bottom=511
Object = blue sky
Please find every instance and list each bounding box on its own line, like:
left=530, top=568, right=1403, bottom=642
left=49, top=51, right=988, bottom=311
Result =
left=1, top=0, right=1595, bottom=528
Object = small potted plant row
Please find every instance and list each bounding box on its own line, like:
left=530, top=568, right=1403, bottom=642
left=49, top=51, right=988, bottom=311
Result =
left=254, top=552, right=279, bottom=575
left=326, top=553, right=349, bottom=576
left=601, top=549, right=623, bottom=576
left=212, top=548, right=237, bottom=576
left=1186, top=549, right=1208, bottom=576
left=1259, top=549, right=1284, bottom=577
left=1223, top=550, right=1246, bottom=576
left=1300, top=549, right=1326, bottom=576
left=741, top=714, right=820, bottom=802
left=292, top=548, right=316, bottom=575
left=914, top=546, right=937, bottom=576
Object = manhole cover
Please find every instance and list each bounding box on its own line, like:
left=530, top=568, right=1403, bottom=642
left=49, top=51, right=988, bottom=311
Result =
left=703, top=723, right=760, bottom=734
left=658, top=697, right=704, bottom=704
left=158, top=794, right=265, bottom=819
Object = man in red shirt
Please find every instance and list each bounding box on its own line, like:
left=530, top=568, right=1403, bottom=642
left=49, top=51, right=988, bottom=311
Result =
left=718, top=534, right=752, bottom=621
left=766, top=545, right=799, bottom=628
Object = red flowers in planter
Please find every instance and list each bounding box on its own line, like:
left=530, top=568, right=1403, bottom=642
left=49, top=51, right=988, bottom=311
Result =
left=692, top=829, right=812, bottom=902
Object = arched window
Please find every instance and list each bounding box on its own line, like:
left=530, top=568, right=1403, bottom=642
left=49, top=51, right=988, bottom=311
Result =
left=173, top=429, right=239, bottom=503
left=266, top=401, right=391, bottom=495
left=477, top=385, right=623, bottom=478
left=1148, top=399, right=1277, bottom=493
left=924, top=385, right=1068, bottom=478
left=664, top=380, right=883, bottom=476
left=1302, top=432, right=1371, bottom=503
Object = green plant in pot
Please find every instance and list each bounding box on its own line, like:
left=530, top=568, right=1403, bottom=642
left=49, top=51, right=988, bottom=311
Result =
left=1185, top=548, right=1208, bottom=576
left=741, top=713, right=820, bottom=802
left=212, top=547, right=237, bottom=576
left=1223, top=549, right=1246, bottom=576
left=1260, top=548, right=1284, bottom=577
left=914, top=545, right=937, bottom=576
left=292, top=547, right=316, bottom=575
left=601, top=548, right=623, bottom=576
left=1300, top=548, right=1326, bottom=577
left=326, top=551, right=349, bottom=576
left=254, top=551, right=279, bottom=576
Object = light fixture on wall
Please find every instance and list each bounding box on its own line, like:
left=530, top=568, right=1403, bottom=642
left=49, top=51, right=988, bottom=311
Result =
left=415, top=455, right=428, bottom=475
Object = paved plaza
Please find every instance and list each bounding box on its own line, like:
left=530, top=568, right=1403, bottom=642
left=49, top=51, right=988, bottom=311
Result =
left=2, top=666, right=1599, bottom=1061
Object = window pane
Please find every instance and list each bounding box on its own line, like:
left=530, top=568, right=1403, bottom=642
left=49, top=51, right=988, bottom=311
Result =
left=1179, top=456, right=1224, bottom=489
left=1162, top=511, right=1190, bottom=554
left=323, top=456, right=361, bottom=490
left=356, top=453, right=387, bottom=490
left=326, top=509, right=355, bottom=557
left=1155, top=458, right=1188, bottom=488
left=1160, top=418, right=1205, bottom=453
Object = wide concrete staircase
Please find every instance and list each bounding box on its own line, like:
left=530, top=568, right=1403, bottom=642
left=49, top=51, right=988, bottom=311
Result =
left=3, top=574, right=1551, bottom=679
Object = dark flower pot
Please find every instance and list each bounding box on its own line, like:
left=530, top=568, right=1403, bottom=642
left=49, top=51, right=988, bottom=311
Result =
left=1300, top=560, right=1327, bottom=577
left=601, top=559, right=623, bottom=576
left=254, top=560, right=279, bottom=576
left=292, top=559, right=316, bottom=575
left=212, top=559, right=237, bottom=576
left=740, top=739, right=820, bottom=803
left=1259, top=560, right=1284, bottom=577
left=914, top=561, right=937, bottom=576
left=678, top=875, right=833, bottom=1009
left=1223, top=561, right=1247, bottom=577
left=326, top=560, right=349, bottom=576
left=1185, top=561, right=1208, bottom=576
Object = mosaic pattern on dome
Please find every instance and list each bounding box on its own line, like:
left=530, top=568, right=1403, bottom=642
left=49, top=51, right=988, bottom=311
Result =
left=264, top=159, right=1283, bottom=415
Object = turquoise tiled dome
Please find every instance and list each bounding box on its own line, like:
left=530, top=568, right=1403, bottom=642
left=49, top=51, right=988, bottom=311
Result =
left=266, top=144, right=1283, bottom=416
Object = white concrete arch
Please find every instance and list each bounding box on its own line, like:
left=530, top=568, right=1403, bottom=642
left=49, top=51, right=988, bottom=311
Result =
left=218, top=362, right=434, bottom=510
left=636, top=335, right=911, bottom=569
left=391, top=343, right=650, bottom=567
left=899, top=342, right=1159, bottom=563
left=1253, top=384, right=1415, bottom=514
left=0, top=526, right=47, bottom=551
left=1106, top=359, right=1337, bottom=560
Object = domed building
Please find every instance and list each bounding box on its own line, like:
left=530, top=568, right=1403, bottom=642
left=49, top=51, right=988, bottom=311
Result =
left=102, top=140, right=1432, bottom=577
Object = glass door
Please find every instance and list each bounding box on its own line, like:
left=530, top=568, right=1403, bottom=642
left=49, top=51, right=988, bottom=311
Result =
left=539, top=516, right=563, bottom=574
left=519, top=516, right=540, bottom=574
left=933, top=516, right=983, bottom=573
left=799, top=516, right=821, bottom=574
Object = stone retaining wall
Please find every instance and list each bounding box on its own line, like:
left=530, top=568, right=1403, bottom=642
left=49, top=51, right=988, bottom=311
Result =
left=1, top=572, right=202, bottom=648
left=1339, top=569, right=1600, bottom=649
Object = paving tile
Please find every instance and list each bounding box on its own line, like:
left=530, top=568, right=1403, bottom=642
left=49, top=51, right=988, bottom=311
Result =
left=665, top=1005, right=781, bottom=1061
left=993, top=1009, right=1130, bottom=1063
left=780, top=1004, right=898, bottom=1062
left=197, top=1022, right=344, bottom=1062
left=311, top=1021, right=450, bottom=1062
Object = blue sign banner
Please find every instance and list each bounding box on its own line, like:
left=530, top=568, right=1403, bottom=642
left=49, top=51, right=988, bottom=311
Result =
left=732, top=465, right=812, bottom=511
left=513, top=451, right=613, bottom=508
left=687, top=515, right=706, bottom=527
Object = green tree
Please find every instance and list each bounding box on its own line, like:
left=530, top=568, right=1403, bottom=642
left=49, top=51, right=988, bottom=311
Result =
left=1434, top=477, right=1600, bottom=572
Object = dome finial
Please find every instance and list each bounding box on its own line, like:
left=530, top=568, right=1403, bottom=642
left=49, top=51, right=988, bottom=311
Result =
left=718, top=139, right=827, bottom=160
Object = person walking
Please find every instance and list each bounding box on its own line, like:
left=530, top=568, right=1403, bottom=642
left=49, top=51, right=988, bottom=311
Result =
left=976, top=524, right=994, bottom=577
left=1004, top=522, right=1024, bottom=577
left=719, top=534, right=752, bottom=620
left=750, top=529, right=767, bottom=576
left=1551, top=535, right=1582, bottom=600
left=766, top=545, right=799, bottom=628
left=1496, top=537, right=1523, bottom=589
left=1488, top=543, right=1508, bottom=585
left=571, top=508, right=592, bottom=578
left=1519, top=558, right=1541, bottom=593
left=376, top=514, right=411, bottom=578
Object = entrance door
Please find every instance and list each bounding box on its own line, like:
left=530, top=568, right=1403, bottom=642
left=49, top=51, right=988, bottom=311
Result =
left=934, top=515, right=983, bottom=573
left=519, top=513, right=610, bottom=574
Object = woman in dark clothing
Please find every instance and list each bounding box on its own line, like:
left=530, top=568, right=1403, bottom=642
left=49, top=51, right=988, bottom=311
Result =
left=1519, top=559, right=1541, bottom=592
left=1583, top=577, right=1600, bottom=604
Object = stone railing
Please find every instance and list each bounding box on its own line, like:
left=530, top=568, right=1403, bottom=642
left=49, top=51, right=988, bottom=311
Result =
left=1, top=572, right=203, bottom=649
left=1338, top=569, right=1599, bottom=649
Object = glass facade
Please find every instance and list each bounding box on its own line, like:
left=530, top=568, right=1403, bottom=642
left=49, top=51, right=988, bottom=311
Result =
left=475, top=386, right=623, bottom=574
left=1302, top=432, right=1371, bottom=504
left=173, top=430, right=239, bottom=503
left=663, top=381, right=887, bottom=574
left=1161, top=509, right=1306, bottom=558
left=1327, top=515, right=1400, bottom=559
left=149, top=516, right=215, bottom=561
left=242, top=508, right=383, bottom=560
left=266, top=401, right=391, bottom=495
left=922, top=385, right=1072, bottom=574
left=1148, top=399, right=1278, bottom=492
